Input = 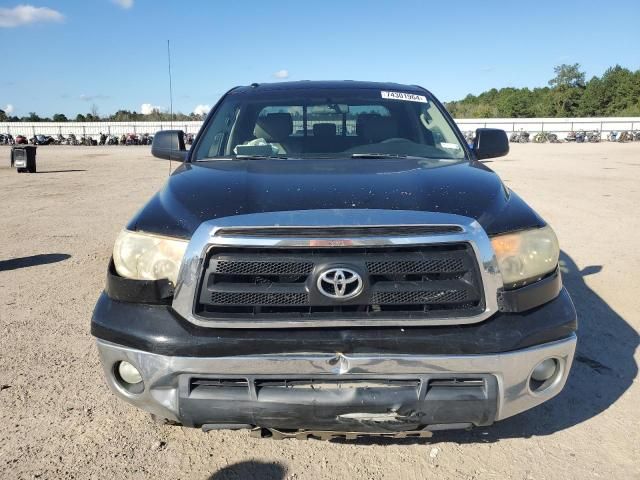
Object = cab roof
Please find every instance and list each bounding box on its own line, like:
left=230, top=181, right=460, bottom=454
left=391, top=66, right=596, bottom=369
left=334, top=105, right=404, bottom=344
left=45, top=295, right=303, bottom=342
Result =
left=232, top=80, right=430, bottom=95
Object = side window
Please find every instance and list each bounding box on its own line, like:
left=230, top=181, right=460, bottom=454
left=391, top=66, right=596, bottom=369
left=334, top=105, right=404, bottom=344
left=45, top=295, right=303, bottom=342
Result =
left=418, top=101, right=465, bottom=157
left=194, top=101, right=239, bottom=160
left=210, top=131, right=226, bottom=154
left=420, top=102, right=451, bottom=144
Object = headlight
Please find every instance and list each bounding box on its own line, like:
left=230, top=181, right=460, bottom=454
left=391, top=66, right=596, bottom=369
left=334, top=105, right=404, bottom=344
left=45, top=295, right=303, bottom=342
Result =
left=113, top=229, right=188, bottom=285
left=491, top=226, right=559, bottom=288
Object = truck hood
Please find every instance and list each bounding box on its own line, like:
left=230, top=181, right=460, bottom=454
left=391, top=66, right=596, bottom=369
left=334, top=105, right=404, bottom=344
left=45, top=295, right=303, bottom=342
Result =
left=129, top=158, right=544, bottom=238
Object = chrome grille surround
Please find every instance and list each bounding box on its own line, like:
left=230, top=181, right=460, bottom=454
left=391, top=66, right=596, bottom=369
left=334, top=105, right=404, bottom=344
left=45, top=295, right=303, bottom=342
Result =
left=172, top=209, right=503, bottom=328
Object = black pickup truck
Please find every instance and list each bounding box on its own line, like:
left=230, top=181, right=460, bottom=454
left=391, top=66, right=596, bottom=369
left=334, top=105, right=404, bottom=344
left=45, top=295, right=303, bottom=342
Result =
left=91, top=81, right=576, bottom=439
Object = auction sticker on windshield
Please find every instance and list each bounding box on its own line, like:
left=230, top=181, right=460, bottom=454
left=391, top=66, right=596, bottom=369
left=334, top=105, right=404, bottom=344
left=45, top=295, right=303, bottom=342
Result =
left=381, top=91, right=428, bottom=103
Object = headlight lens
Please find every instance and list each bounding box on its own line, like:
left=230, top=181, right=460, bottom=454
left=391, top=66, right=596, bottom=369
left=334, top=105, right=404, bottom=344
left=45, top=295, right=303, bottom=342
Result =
left=491, top=226, right=559, bottom=288
left=113, top=229, right=188, bottom=285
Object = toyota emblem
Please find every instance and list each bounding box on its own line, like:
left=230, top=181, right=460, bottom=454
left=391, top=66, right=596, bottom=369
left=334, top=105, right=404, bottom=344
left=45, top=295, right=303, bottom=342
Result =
left=317, top=267, right=364, bottom=300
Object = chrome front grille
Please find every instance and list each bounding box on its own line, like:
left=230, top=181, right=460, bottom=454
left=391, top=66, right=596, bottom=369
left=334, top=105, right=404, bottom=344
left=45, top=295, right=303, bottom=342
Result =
left=196, top=245, right=484, bottom=319
left=170, top=210, right=503, bottom=328
left=215, top=225, right=463, bottom=237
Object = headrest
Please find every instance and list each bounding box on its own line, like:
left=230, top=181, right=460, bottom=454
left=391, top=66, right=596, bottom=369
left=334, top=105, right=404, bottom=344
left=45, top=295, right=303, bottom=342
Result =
left=313, top=123, right=336, bottom=137
left=356, top=114, right=398, bottom=143
left=254, top=113, right=292, bottom=142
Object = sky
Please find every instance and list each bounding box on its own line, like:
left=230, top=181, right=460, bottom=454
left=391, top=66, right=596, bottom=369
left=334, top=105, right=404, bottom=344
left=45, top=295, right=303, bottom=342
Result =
left=1, top=0, right=639, bottom=118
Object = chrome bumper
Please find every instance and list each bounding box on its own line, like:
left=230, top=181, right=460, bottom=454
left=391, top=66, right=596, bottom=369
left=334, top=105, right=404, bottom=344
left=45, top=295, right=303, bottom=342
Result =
left=96, top=334, right=576, bottom=429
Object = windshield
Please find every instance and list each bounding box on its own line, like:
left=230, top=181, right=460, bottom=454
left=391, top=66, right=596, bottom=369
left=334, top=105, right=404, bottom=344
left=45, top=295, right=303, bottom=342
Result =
left=193, top=88, right=467, bottom=162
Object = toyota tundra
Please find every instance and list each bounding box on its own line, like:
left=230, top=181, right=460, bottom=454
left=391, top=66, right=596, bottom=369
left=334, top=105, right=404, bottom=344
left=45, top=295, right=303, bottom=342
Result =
left=91, top=81, right=577, bottom=439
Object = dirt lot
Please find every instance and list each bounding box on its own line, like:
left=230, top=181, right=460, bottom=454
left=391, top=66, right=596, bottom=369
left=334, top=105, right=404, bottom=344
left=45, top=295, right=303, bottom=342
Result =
left=0, top=144, right=638, bottom=479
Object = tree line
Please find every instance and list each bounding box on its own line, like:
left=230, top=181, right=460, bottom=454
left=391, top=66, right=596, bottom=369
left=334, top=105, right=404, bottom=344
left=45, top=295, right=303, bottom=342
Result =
left=0, top=107, right=204, bottom=123
left=445, top=64, right=640, bottom=118
left=2, top=64, right=639, bottom=121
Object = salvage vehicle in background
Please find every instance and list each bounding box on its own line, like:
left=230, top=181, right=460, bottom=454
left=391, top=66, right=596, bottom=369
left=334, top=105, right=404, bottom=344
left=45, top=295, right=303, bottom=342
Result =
left=91, top=81, right=576, bottom=439
left=510, top=130, right=530, bottom=143
left=616, top=131, right=633, bottom=142
left=533, top=132, right=561, bottom=143
left=587, top=130, right=601, bottom=143
left=463, top=130, right=475, bottom=146
left=0, top=133, right=15, bottom=145
left=29, top=134, right=56, bottom=145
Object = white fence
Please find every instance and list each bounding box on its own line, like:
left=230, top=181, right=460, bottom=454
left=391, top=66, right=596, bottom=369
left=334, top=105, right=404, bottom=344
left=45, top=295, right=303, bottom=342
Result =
left=455, top=117, right=640, bottom=135
left=1, top=117, right=639, bottom=138
left=0, top=121, right=203, bottom=137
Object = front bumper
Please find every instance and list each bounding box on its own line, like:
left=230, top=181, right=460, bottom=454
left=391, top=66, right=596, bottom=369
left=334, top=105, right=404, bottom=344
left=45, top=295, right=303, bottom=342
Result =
left=96, top=334, right=576, bottom=432
left=91, top=287, right=577, bottom=357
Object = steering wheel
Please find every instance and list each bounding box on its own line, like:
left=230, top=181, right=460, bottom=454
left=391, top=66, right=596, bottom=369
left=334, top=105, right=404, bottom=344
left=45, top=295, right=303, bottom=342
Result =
left=380, top=137, right=407, bottom=144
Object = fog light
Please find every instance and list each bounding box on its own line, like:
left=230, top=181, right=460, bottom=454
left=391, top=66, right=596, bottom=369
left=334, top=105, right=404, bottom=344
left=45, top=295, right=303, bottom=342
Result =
left=117, top=361, right=142, bottom=385
left=532, top=358, right=558, bottom=382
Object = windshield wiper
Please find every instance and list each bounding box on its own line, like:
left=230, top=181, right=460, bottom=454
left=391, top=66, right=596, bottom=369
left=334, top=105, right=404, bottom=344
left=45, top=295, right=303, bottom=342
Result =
left=350, top=153, right=430, bottom=160
left=234, top=154, right=291, bottom=160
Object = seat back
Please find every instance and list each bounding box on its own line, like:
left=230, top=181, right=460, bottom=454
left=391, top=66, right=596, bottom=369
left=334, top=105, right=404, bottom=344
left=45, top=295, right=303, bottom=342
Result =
left=356, top=114, right=399, bottom=143
left=254, top=113, right=293, bottom=142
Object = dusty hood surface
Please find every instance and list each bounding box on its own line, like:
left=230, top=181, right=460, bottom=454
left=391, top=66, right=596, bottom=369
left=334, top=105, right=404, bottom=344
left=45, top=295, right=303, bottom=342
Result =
left=129, top=158, right=544, bottom=238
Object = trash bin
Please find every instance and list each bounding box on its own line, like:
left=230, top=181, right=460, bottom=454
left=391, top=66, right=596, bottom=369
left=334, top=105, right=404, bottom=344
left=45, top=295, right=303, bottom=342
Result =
left=11, top=145, right=37, bottom=173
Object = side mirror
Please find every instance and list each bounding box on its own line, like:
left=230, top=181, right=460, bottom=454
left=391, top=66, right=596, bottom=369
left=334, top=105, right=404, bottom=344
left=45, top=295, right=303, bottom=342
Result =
left=151, top=130, right=187, bottom=161
left=473, top=128, right=509, bottom=160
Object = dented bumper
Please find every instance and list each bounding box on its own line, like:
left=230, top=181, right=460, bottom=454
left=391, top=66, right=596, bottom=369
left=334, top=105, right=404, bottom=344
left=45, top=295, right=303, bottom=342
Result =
left=96, top=334, right=576, bottom=432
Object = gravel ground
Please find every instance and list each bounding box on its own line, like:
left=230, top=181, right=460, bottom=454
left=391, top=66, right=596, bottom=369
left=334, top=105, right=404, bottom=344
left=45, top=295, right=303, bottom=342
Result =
left=0, top=144, right=638, bottom=480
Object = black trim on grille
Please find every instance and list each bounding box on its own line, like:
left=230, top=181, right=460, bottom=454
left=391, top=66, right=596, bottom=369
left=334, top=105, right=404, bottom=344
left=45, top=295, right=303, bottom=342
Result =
left=371, top=288, right=470, bottom=305
left=210, top=291, right=309, bottom=306
left=196, top=244, right=484, bottom=321
left=213, top=259, right=314, bottom=276
left=367, top=257, right=465, bottom=274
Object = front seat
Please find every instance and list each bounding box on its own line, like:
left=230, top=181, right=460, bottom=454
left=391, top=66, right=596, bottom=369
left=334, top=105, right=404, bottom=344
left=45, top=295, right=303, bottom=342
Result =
left=253, top=113, right=293, bottom=153
left=356, top=114, right=399, bottom=144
